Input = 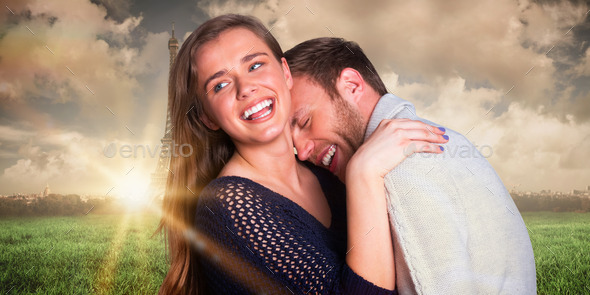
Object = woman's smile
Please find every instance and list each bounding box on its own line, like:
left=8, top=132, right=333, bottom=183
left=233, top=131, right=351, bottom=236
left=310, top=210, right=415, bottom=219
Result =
left=240, top=98, right=274, bottom=121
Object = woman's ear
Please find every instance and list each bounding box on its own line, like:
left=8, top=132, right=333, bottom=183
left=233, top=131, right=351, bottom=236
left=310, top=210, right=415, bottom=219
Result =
left=200, top=113, right=220, bottom=131
left=281, top=57, right=293, bottom=90
left=336, top=68, right=364, bottom=104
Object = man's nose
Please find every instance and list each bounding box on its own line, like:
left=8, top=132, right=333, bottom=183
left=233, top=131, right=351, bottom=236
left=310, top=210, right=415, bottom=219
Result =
left=294, top=136, right=314, bottom=162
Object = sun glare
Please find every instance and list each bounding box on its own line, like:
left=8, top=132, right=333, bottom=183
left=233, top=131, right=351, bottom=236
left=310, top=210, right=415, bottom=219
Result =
left=116, top=172, right=151, bottom=211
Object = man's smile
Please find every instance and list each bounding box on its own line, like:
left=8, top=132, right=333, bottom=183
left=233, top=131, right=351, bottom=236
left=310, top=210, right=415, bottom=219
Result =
left=318, top=144, right=338, bottom=173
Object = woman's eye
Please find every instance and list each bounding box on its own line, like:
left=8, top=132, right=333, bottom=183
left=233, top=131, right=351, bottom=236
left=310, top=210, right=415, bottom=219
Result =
left=249, top=63, right=262, bottom=71
left=214, top=82, right=228, bottom=93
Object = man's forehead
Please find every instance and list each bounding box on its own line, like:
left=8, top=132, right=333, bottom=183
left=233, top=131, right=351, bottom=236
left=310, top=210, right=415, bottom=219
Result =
left=291, top=105, right=309, bottom=119
left=292, top=74, right=335, bottom=102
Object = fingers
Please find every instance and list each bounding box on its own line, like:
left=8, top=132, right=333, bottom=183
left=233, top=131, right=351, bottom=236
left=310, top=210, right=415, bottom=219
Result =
left=395, top=128, right=449, bottom=143
left=374, top=120, right=449, bottom=144
left=403, top=141, right=445, bottom=157
left=377, top=119, right=447, bottom=137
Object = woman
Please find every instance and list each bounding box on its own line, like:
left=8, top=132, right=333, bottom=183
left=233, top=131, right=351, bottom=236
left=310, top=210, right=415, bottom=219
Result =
left=159, top=14, right=446, bottom=294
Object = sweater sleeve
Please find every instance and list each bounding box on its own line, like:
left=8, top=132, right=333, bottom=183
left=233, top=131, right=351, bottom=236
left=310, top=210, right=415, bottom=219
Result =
left=195, top=177, right=397, bottom=295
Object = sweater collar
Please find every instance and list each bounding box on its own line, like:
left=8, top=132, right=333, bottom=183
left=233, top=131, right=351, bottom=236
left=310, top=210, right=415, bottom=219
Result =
left=364, top=93, right=416, bottom=141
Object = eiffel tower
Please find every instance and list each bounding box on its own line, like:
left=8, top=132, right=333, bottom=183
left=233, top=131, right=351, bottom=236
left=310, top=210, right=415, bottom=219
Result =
left=150, top=23, right=179, bottom=200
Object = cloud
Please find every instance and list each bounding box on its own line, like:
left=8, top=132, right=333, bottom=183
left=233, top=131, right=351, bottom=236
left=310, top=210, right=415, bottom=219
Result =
left=518, top=0, right=587, bottom=50
left=0, top=0, right=171, bottom=135
left=387, top=73, right=590, bottom=192
left=490, top=102, right=590, bottom=191
left=0, top=0, right=143, bottom=123
left=572, top=47, right=590, bottom=76
left=559, top=134, right=590, bottom=169
left=0, top=125, right=35, bottom=143
left=0, top=0, right=173, bottom=194
left=0, top=124, right=160, bottom=195
left=90, top=0, right=133, bottom=23
left=2, top=135, right=92, bottom=192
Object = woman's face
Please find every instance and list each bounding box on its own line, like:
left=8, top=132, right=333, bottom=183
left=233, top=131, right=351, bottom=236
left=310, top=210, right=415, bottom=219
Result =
left=195, top=27, right=293, bottom=146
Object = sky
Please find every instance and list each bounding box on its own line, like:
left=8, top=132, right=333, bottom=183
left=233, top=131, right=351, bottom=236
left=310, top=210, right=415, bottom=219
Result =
left=0, top=0, right=589, bottom=196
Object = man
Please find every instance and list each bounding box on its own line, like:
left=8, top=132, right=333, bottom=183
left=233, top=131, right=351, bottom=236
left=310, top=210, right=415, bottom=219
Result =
left=284, top=38, right=536, bottom=294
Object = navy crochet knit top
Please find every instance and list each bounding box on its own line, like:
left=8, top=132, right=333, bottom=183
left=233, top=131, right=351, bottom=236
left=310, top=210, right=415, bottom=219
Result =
left=194, top=165, right=397, bottom=294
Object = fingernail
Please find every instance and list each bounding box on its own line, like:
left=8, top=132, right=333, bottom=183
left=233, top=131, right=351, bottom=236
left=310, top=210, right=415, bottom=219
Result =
left=439, top=146, right=444, bottom=151
left=442, top=135, right=449, bottom=140
left=438, top=127, right=446, bottom=132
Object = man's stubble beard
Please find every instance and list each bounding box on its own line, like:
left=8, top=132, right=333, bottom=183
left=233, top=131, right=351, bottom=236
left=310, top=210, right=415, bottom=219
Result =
left=332, top=96, right=365, bottom=158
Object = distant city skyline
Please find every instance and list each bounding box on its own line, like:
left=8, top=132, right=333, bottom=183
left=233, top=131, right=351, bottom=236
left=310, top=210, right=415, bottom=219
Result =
left=1, top=0, right=589, bottom=195
left=4, top=183, right=590, bottom=197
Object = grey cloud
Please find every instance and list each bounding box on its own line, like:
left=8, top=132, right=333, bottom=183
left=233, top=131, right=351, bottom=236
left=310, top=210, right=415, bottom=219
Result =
left=90, top=0, right=133, bottom=23
left=559, top=135, right=590, bottom=169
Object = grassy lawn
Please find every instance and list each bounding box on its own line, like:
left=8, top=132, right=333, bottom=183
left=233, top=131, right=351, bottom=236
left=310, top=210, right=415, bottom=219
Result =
left=521, top=212, right=590, bottom=295
left=0, top=211, right=588, bottom=294
left=0, top=213, right=167, bottom=294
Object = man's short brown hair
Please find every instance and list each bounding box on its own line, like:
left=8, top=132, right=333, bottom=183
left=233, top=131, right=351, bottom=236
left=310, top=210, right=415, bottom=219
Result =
left=284, top=37, right=388, bottom=99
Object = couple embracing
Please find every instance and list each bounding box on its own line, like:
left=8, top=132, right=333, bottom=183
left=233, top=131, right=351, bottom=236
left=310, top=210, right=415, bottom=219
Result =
left=159, top=14, right=536, bottom=295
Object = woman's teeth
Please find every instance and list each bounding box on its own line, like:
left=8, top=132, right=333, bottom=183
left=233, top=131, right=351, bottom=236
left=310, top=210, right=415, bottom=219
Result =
left=242, top=99, right=273, bottom=120
left=322, top=145, right=336, bottom=166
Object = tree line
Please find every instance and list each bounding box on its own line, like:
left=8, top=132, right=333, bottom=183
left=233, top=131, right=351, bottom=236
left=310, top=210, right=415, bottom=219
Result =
left=1, top=193, right=588, bottom=217
left=0, top=194, right=133, bottom=217
left=512, top=194, right=590, bottom=213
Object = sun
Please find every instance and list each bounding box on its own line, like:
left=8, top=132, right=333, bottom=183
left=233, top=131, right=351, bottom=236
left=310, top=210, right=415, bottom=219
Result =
left=116, top=171, right=151, bottom=211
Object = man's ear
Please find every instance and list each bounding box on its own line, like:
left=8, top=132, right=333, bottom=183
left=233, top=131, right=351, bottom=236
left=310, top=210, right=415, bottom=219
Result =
left=336, top=68, right=364, bottom=104
left=281, top=57, right=293, bottom=90
left=200, top=113, right=220, bottom=131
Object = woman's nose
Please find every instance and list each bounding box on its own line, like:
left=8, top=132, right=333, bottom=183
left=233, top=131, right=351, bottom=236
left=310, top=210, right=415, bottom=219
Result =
left=237, top=78, right=257, bottom=100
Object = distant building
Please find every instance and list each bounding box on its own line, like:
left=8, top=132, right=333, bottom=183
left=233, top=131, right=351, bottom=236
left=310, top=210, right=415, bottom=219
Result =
left=42, top=184, right=51, bottom=197
left=149, top=22, right=178, bottom=201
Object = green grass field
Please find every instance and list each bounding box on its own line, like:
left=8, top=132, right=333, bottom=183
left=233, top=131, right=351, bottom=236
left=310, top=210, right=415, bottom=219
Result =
left=0, top=212, right=588, bottom=294
left=0, top=213, right=167, bottom=294
left=522, top=212, right=590, bottom=295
